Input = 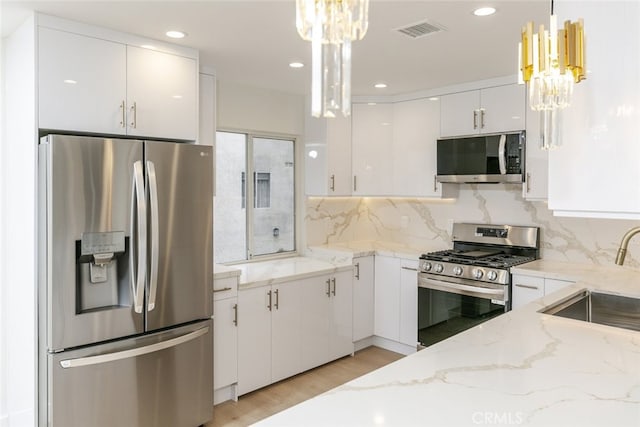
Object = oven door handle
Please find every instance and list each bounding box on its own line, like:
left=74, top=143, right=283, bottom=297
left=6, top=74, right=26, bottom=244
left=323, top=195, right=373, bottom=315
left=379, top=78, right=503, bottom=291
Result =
left=418, top=275, right=505, bottom=299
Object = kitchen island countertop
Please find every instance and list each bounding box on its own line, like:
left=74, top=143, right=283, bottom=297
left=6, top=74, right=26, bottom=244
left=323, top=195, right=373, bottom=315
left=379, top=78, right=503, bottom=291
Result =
left=255, top=263, right=640, bottom=427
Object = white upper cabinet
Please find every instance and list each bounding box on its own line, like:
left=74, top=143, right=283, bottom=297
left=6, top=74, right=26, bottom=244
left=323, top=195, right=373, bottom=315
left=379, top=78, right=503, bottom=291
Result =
left=351, top=103, right=394, bottom=196
left=548, top=1, right=640, bottom=219
left=440, top=84, right=525, bottom=137
left=392, top=97, right=453, bottom=197
left=39, top=27, right=127, bottom=135
left=38, top=22, right=198, bottom=141
left=126, top=46, right=197, bottom=140
left=523, top=107, right=549, bottom=200
left=304, top=111, right=352, bottom=196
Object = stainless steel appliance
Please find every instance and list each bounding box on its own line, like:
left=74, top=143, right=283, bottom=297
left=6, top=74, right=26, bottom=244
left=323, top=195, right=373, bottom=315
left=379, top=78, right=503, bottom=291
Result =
left=436, top=131, right=525, bottom=183
left=417, top=223, right=539, bottom=348
left=37, top=134, right=213, bottom=427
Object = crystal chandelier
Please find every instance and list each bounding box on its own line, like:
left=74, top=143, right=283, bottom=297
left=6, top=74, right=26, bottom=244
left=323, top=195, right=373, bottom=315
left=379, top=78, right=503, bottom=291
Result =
left=519, top=0, right=585, bottom=149
left=296, top=0, right=369, bottom=118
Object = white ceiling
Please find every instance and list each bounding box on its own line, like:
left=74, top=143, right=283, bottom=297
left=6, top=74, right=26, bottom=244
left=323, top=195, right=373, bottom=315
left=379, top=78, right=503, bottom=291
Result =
left=1, top=0, right=549, bottom=97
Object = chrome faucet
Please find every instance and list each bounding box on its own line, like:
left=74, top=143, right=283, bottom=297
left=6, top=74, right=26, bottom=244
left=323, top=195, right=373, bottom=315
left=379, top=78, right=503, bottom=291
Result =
left=615, top=226, right=640, bottom=265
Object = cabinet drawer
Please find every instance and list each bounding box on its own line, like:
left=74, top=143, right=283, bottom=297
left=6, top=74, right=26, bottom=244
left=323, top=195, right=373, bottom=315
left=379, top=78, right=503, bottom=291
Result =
left=512, top=275, right=544, bottom=309
left=213, top=276, right=238, bottom=300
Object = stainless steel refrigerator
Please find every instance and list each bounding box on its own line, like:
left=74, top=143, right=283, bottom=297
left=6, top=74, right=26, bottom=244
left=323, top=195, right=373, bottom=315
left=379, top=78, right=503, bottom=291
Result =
left=37, top=134, right=213, bottom=426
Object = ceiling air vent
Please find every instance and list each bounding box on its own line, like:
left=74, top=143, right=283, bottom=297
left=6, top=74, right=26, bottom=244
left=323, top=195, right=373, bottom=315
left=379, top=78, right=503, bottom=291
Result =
left=396, top=20, right=446, bottom=39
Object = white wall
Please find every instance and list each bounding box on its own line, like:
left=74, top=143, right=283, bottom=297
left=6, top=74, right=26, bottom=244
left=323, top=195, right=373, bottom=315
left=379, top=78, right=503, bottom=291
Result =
left=0, top=14, right=38, bottom=427
left=216, top=80, right=304, bottom=136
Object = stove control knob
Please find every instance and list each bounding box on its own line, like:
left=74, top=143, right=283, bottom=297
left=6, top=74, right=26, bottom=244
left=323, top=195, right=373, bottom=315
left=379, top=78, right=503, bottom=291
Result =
left=472, top=268, right=484, bottom=279
left=421, top=261, right=432, bottom=272
left=487, top=270, right=498, bottom=281
left=453, top=266, right=463, bottom=276
left=434, top=263, right=444, bottom=273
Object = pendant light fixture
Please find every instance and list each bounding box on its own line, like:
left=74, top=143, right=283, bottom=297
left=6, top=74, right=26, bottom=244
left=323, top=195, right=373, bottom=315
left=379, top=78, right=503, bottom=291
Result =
left=518, top=0, right=586, bottom=149
left=296, top=0, right=369, bottom=118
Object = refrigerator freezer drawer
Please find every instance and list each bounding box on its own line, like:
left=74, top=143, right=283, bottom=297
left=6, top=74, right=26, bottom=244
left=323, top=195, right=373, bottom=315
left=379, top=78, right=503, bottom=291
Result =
left=46, top=320, right=213, bottom=427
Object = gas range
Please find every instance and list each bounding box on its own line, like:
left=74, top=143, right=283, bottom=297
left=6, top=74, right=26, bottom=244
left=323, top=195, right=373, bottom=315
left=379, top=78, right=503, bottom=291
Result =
left=419, top=223, right=539, bottom=286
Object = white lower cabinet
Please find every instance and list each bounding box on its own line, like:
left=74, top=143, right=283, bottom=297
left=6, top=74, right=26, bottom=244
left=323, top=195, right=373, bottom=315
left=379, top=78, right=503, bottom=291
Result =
left=512, top=274, right=575, bottom=309
left=213, top=276, right=239, bottom=404
left=374, top=256, right=401, bottom=341
left=352, top=256, right=375, bottom=342
left=399, top=259, right=418, bottom=347
left=237, top=270, right=353, bottom=396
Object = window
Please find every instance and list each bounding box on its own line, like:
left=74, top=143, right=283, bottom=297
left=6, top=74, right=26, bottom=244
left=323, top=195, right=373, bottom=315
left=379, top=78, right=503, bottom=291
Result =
left=214, top=131, right=296, bottom=263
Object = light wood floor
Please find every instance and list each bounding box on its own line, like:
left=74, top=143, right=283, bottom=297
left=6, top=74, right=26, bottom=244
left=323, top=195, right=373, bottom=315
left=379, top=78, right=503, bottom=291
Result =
left=207, top=346, right=403, bottom=427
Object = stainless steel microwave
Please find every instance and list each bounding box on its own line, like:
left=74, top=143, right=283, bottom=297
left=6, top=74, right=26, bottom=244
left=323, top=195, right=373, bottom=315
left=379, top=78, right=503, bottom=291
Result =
left=436, top=131, right=525, bottom=184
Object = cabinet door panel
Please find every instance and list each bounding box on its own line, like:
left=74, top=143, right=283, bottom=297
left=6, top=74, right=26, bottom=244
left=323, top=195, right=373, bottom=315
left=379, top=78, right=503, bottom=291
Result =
left=328, top=270, right=354, bottom=360
left=352, top=256, right=374, bottom=341
left=374, top=256, right=401, bottom=341
left=213, top=297, right=237, bottom=390
left=326, top=115, right=352, bottom=196
left=352, top=103, right=394, bottom=195
left=271, top=282, right=303, bottom=383
left=237, top=287, right=271, bottom=395
left=399, top=261, right=418, bottom=347
left=512, top=275, right=544, bottom=309
left=440, top=91, right=479, bottom=137
left=480, top=85, right=525, bottom=134
left=39, top=27, right=126, bottom=134
left=299, top=276, right=330, bottom=371
left=544, top=278, right=574, bottom=296
left=393, top=99, right=441, bottom=196
left=127, top=46, right=197, bottom=140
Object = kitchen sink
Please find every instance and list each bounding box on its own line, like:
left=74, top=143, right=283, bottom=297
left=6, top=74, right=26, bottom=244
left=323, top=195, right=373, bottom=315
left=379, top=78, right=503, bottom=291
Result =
left=540, top=289, right=640, bottom=332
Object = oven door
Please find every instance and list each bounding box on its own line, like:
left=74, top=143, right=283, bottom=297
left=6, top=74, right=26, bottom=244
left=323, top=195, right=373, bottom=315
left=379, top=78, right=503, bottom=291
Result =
left=418, top=273, right=509, bottom=348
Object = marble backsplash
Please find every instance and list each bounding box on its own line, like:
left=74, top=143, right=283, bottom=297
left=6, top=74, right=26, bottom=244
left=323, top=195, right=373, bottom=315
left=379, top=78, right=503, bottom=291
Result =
left=305, top=184, right=640, bottom=268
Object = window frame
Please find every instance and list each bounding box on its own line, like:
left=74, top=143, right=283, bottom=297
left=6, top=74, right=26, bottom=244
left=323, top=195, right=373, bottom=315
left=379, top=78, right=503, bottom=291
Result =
left=215, top=129, right=299, bottom=264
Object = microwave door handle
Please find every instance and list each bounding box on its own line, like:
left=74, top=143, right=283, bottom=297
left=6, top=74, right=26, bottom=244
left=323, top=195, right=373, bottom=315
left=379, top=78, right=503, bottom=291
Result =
left=498, top=134, right=507, bottom=175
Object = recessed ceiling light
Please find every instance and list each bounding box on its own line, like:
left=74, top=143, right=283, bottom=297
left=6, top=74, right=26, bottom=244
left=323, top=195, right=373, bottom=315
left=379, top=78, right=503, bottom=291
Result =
left=63, top=79, right=77, bottom=84
left=367, top=102, right=377, bottom=106
left=165, top=30, right=186, bottom=39
left=141, top=44, right=156, bottom=50
left=289, top=62, right=304, bottom=68
left=473, top=7, right=496, bottom=17
left=374, top=83, right=387, bottom=89
left=428, top=97, right=439, bottom=101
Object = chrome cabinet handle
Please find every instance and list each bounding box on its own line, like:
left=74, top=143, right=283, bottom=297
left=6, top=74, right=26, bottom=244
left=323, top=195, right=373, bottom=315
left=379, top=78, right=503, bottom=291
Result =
left=526, top=173, right=531, bottom=193
left=473, top=110, right=478, bottom=129
left=433, top=175, right=438, bottom=192
left=130, top=101, right=137, bottom=128
left=213, top=287, right=232, bottom=293
left=326, top=279, right=331, bottom=297
left=354, top=262, right=360, bottom=280
left=353, top=175, right=357, bottom=192
left=130, top=161, right=146, bottom=314
left=401, top=266, right=418, bottom=271
left=331, top=278, right=336, bottom=296
left=274, top=289, right=279, bottom=310
left=233, top=304, right=238, bottom=326
left=146, top=161, right=159, bottom=312
left=120, top=100, right=126, bottom=128
left=267, top=290, right=272, bottom=311
left=480, top=109, right=485, bottom=128
left=60, top=326, right=209, bottom=369
left=330, top=174, right=335, bottom=192
left=515, top=283, right=540, bottom=290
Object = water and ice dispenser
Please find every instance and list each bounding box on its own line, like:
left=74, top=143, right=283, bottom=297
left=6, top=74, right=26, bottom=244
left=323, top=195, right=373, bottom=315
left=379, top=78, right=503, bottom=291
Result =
left=76, top=231, right=128, bottom=313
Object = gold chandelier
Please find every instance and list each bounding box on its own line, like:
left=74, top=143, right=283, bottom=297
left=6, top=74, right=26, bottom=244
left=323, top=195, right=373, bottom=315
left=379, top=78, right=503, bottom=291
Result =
left=519, top=1, right=585, bottom=148
left=296, top=0, right=369, bottom=118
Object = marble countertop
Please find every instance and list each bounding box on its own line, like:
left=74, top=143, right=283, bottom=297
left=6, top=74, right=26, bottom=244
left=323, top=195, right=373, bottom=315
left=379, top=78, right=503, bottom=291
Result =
left=232, top=256, right=353, bottom=290
left=256, top=264, right=640, bottom=427
left=511, top=259, right=627, bottom=282
left=213, top=263, right=241, bottom=280
left=307, top=240, right=445, bottom=261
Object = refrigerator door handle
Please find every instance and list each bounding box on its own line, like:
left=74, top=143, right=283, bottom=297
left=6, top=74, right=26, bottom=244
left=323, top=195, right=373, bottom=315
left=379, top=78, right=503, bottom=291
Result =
left=130, top=160, right=146, bottom=314
left=59, top=326, right=210, bottom=369
left=146, top=160, right=159, bottom=312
